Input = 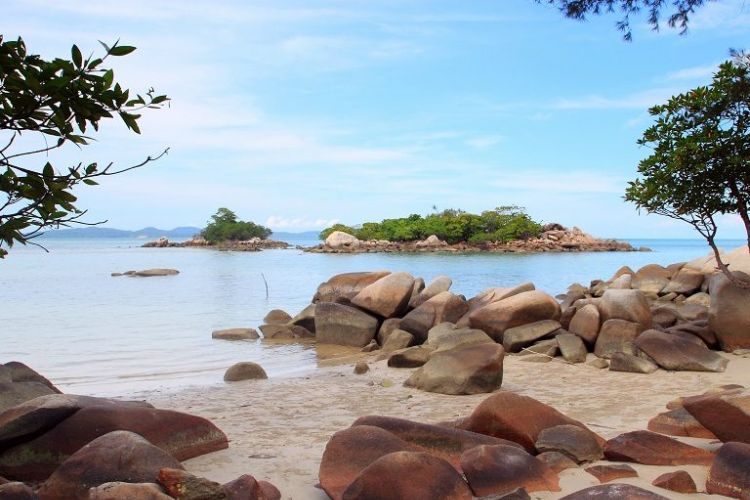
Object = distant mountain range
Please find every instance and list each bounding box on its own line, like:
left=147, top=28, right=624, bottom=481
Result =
left=38, top=227, right=321, bottom=240
left=39, top=226, right=203, bottom=239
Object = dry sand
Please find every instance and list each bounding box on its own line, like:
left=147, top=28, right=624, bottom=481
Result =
left=146, top=349, right=750, bottom=500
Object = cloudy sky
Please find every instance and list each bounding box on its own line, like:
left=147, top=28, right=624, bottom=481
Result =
left=4, top=0, right=750, bottom=237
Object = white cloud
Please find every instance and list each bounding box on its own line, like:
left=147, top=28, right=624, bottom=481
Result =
left=554, top=88, right=678, bottom=110
left=465, top=135, right=505, bottom=149
left=663, top=64, right=717, bottom=81
left=489, top=170, right=627, bottom=195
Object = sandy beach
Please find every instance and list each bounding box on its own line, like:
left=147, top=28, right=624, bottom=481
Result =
left=146, top=350, right=750, bottom=499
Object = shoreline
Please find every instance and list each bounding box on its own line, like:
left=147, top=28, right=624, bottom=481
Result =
left=145, top=351, right=748, bottom=499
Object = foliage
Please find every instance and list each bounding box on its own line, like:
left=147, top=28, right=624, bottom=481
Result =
left=0, top=35, right=169, bottom=258
left=318, top=207, right=543, bottom=244
left=625, top=51, right=750, bottom=286
left=201, top=208, right=272, bottom=243
left=537, top=0, right=711, bottom=40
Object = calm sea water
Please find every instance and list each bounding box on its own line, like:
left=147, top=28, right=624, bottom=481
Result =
left=0, top=235, right=742, bottom=397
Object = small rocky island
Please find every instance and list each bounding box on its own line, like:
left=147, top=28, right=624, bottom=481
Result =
left=307, top=224, right=642, bottom=254
left=142, top=235, right=289, bottom=251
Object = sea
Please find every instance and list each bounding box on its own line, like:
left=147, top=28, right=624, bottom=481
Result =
left=0, top=234, right=743, bottom=398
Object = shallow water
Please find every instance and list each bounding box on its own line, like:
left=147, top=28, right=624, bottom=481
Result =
left=0, top=236, right=741, bottom=397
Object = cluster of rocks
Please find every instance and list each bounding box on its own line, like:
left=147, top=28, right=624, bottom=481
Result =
left=143, top=236, right=289, bottom=251
left=318, top=386, right=750, bottom=499
left=0, top=363, right=279, bottom=499
left=111, top=268, right=180, bottom=277
left=248, top=248, right=749, bottom=394
left=306, top=225, right=641, bottom=254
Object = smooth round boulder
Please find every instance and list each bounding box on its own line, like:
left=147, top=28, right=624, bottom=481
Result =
left=706, top=442, right=750, bottom=498
left=634, top=329, right=728, bottom=372
left=568, top=304, right=600, bottom=345
left=350, top=272, right=415, bottom=318
left=262, top=309, right=292, bottom=325
left=598, top=289, right=652, bottom=328
left=709, top=271, right=750, bottom=351
left=468, top=291, right=561, bottom=342
left=313, top=271, right=390, bottom=304
left=223, top=362, right=268, bottom=382
left=325, top=231, right=360, bottom=249
left=342, top=451, right=472, bottom=500
left=535, top=424, right=603, bottom=463
left=410, top=275, right=452, bottom=308
left=556, top=333, right=587, bottom=364
left=594, top=319, right=643, bottom=359
left=315, top=302, right=379, bottom=347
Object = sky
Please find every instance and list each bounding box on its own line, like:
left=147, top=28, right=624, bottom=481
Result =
left=3, top=0, right=750, bottom=238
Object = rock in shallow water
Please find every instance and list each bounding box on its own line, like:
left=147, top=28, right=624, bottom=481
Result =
left=224, top=362, right=268, bottom=382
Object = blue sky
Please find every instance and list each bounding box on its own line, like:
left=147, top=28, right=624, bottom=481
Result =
left=4, top=0, right=750, bottom=237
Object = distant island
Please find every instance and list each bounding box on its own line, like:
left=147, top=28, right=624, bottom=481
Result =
left=39, top=226, right=202, bottom=239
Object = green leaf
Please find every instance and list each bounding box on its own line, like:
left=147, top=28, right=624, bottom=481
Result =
left=109, top=45, right=136, bottom=57
left=72, top=44, right=83, bottom=68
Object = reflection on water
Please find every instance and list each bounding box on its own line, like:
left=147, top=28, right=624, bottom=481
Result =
left=0, top=237, right=742, bottom=397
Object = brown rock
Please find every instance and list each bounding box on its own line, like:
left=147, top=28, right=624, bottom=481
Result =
left=633, top=264, right=671, bottom=295
left=0, top=406, right=227, bottom=480
left=352, top=415, right=523, bottom=469
left=647, top=407, right=716, bottom=439
left=411, top=275, right=452, bottom=308
left=313, top=272, right=391, bottom=304
left=608, top=352, right=658, bottom=374
left=350, top=272, right=415, bottom=318
left=460, top=444, right=560, bottom=497
left=706, top=441, right=750, bottom=498
left=537, top=451, right=578, bottom=473
left=258, top=323, right=312, bottom=339
left=381, top=329, right=413, bottom=352
left=404, top=343, right=504, bottom=395
left=502, top=320, right=561, bottom=353
left=535, top=424, right=603, bottom=463
left=568, top=304, right=600, bottom=345
left=224, top=362, right=268, bottom=382
left=594, top=319, right=643, bottom=359
left=289, top=303, right=316, bottom=333
left=222, top=474, right=281, bottom=500
left=131, top=268, right=180, bottom=277
left=375, top=318, right=401, bottom=346
left=426, top=324, right=494, bottom=353
left=0, top=482, right=38, bottom=499
left=457, top=283, right=536, bottom=327
left=561, top=484, right=667, bottom=499
left=318, top=425, right=417, bottom=500
left=683, top=388, right=750, bottom=444
left=556, top=333, right=588, bottom=363
left=603, top=430, right=714, bottom=465
left=468, top=290, right=561, bottom=342
left=37, top=431, right=182, bottom=500
left=588, top=358, right=609, bottom=369
left=709, top=271, right=750, bottom=351
left=598, top=289, right=652, bottom=328
left=634, top=329, right=728, bottom=372
left=459, top=392, right=598, bottom=453
left=157, top=468, right=225, bottom=499
left=0, top=382, right=57, bottom=415
left=88, top=482, right=171, bottom=500
left=387, top=346, right=434, bottom=368
left=584, top=464, right=638, bottom=483
left=315, top=302, right=379, bottom=347
left=262, top=309, right=292, bottom=325
left=652, top=470, right=697, bottom=494
left=342, top=451, right=472, bottom=500
left=400, top=292, right=469, bottom=343
left=3, top=362, right=59, bottom=394
left=212, top=328, right=259, bottom=340
left=663, top=267, right=704, bottom=295
left=353, top=362, right=369, bottom=375
left=518, top=339, right=558, bottom=357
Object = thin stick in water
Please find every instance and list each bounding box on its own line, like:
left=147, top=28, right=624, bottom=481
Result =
left=261, top=272, right=269, bottom=299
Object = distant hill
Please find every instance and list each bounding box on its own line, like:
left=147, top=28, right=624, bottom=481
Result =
left=39, top=226, right=202, bottom=239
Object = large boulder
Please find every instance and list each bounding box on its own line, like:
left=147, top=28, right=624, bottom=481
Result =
left=404, top=343, right=504, bottom=395
left=568, top=304, right=600, bottom=345
left=262, top=309, right=292, bottom=325
left=37, top=431, right=182, bottom=500
left=289, top=303, right=317, bottom=333
left=387, top=346, right=434, bottom=368
left=608, top=352, right=658, bottom=374
left=502, top=320, right=561, bottom=353
left=410, top=275, right=452, bottom=308
left=313, top=272, right=390, bottom=304
left=594, top=319, right=643, bottom=359
left=468, top=291, right=561, bottom=343
left=0, top=383, right=60, bottom=418
left=381, top=329, right=414, bottom=352
left=400, top=292, right=469, bottom=343
left=708, top=271, right=750, bottom=351
left=325, top=231, right=360, bottom=249
left=647, top=407, right=716, bottom=439
left=88, top=482, right=172, bottom=500
left=682, top=388, right=750, bottom=443
left=351, top=415, right=523, bottom=469
left=223, top=362, right=268, bottom=381
left=0, top=394, right=152, bottom=451
left=457, top=283, right=535, bottom=327
left=598, top=289, right=652, bottom=328
left=0, top=406, right=227, bottom=481
left=603, top=430, right=714, bottom=465
left=318, top=425, right=417, bottom=500
left=560, top=484, right=668, bottom=500
left=314, top=302, right=379, bottom=348
left=351, top=272, right=415, bottom=318
left=3, top=363, right=59, bottom=393
left=425, top=324, right=494, bottom=353
left=458, top=392, right=597, bottom=453
left=706, top=442, right=750, bottom=498
left=632, top=264, right=670, bottom=295
left=663, top=267, right=704, bottom=295
left=634, top=329, right=728, bottom=372
left=535, top=424, right=603, bottom=463
left=556, top=333, right=587, bottom=363
left=460, top=444, right=560, bottom=497
left=342, top=451, right=472, bottom=500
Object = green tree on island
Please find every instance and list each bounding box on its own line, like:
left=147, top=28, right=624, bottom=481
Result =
left=320, top=206, right=543, bottom=245
left=537, top=0, right=711, bottom=40
left=626, top=51, right=750, bottom=287
left=0, top=36, right=169, bottom=258
left=201, top=208, right=272, bottom=243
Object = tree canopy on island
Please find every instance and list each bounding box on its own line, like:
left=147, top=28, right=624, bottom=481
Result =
left=0, top=36, right=168, bottom=258
left=319, top=207, right=543, bottom=245
left=626, top=51, right=750, bottom=287
left=201, top=208, right=272, bottom=243
left=537, top=0, right=712, bottom=39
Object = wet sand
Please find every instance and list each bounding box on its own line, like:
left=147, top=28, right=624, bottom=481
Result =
left=147, top=351, right=749, bottom=499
